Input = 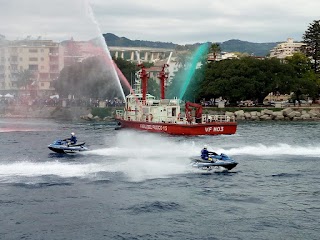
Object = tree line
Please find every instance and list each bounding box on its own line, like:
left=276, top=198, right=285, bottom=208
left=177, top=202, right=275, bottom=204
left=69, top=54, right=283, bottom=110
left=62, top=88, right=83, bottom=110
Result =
left=170, top=20, right=320, bottom=104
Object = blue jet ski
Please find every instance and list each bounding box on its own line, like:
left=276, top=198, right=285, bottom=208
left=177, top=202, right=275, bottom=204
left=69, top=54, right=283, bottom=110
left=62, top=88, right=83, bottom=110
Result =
left=48, top=140, right=88, bottom=154
left=190, top=153, right=238, bottom=171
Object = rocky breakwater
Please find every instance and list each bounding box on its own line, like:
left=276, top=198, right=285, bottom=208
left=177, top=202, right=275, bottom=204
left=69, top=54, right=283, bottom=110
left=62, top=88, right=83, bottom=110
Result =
left=225, top=108, right=320, bottom=121
left=80, top=113, right=114, bottom=122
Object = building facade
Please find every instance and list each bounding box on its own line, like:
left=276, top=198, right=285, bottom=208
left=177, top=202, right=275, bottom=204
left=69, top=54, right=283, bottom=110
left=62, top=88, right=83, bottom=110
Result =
left=61, top=38, right=107, bottom=67
left=207, top=51, right=238, bottom=61
left=269, top=38, right=306, bottom=59
left=0, top=38, right=64, bottom=96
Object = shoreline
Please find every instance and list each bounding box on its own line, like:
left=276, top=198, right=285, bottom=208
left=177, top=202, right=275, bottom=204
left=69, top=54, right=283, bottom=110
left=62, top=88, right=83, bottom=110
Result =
left=1, top=105, right=320, bottom=122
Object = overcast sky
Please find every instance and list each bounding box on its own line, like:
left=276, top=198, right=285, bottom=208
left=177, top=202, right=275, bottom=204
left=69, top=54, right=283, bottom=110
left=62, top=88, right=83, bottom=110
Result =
left=0, top=0, right=319, bottom=44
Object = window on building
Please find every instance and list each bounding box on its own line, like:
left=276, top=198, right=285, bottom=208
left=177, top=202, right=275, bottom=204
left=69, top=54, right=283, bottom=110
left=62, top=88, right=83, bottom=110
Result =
left=29, top=49, right=38, bottom=53
left=39, top=73, right=49, bottom=80
left=41, top=83, right=44, bottom=87
left=29, top=57, right=38, bottom=61
left=11, top=48, right=18, bottom=53
left=50, top=66, right=59, bottom=72
left=29, top=65, right=38, bottom=71
left=20, top=57, right=23, bottom=61
left=11, top=56, right=18, bottom=62
left=41, top=57, right=44, bottom=61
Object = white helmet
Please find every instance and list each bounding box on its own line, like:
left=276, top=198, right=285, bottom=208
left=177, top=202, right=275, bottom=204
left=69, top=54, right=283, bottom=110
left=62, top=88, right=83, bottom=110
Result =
left=204, top=144, right=207, bottom=149
left=71, top=132, right=75, bottom=136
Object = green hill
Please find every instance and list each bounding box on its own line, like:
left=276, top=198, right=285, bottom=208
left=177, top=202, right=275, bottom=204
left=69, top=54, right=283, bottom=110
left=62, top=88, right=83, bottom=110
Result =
left=220, top=39, right=278, bottom=56
left=103, top=33, right=278, bottom=56
left=103, top=33, right=177, bottom=49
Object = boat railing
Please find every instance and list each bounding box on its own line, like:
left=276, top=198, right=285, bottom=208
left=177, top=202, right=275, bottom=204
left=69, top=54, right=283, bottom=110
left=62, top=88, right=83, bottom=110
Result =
left=212, top=115, right=235, bottom=122
left=202, top=114, right=236, bottom=122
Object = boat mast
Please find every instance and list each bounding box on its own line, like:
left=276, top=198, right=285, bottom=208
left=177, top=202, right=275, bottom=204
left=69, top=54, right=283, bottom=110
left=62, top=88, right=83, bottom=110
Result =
left=158, top=52, right=172, bottom=99
left=138, top=63, right=149, bottom=101
left=158, top=64, right=168, bottom=99
left=136, top=51, right=149, bottom=101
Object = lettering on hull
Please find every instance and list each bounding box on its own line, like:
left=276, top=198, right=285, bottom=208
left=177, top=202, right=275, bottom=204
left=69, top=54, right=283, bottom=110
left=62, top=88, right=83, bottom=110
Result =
left=121, top=121, right=235, bottom=135
left=140, top=124, right=168, bottom=131
left=205, top=126, right=224, bottom=132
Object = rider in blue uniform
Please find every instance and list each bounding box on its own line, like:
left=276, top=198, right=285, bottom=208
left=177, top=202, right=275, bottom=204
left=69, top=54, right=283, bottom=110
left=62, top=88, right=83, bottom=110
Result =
left=65, top=132, right=77, bottom=145
left=201, top=145, right=217, bottom=161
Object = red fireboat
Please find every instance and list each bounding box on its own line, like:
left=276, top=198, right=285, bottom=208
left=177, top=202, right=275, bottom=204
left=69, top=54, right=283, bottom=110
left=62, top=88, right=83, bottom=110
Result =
left=115, top=56, right=237, bottom=136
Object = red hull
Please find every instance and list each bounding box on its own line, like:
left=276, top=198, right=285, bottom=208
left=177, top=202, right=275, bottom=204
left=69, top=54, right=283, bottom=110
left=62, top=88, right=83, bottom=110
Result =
left=117, top=119, right=237, bottom=135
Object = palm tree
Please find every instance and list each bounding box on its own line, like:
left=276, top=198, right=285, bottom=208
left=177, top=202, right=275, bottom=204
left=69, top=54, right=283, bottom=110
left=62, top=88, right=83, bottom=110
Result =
left=209, top=43, right=221, bottom=61
left=176, top=51, right=190, bottom=69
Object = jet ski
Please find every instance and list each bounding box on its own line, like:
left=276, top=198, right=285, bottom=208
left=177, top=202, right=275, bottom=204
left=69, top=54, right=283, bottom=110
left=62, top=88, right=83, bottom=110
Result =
left=190, top=153, right=238, bottom=171
left=48, top=140, right=88, bottom=154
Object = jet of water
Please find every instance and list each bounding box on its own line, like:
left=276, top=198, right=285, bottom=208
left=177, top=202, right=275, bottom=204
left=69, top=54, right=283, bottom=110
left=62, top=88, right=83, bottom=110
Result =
left=179, top=43, right=209, bottom=100
left=84, top=0, right=126, bottom=101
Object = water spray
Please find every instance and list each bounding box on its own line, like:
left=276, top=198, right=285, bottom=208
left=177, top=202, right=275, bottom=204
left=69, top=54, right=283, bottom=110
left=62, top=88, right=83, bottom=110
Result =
left=179, top=43, right=209, bottom=100
left=84, top=0, right=126, bottom=101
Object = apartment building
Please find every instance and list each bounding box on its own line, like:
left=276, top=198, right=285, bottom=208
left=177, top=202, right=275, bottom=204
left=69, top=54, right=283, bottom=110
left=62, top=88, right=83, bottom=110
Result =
left=61, top=38, right=106, bottom=67
left=269, top=38, right=306, bottom=59
left=0, top=38, right=64, bottom=96
left=207, top=51, right=238, bottom=61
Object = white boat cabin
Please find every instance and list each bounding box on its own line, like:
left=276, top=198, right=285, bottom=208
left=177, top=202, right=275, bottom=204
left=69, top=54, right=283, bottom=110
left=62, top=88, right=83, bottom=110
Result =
left=115, top=93, right=234, bottom=124
left=121, top=93, right=181, bottom=123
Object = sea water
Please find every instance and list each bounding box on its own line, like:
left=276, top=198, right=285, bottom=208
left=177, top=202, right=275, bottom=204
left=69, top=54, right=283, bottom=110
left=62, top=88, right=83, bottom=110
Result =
left=0, top=118, right=319, bottom=239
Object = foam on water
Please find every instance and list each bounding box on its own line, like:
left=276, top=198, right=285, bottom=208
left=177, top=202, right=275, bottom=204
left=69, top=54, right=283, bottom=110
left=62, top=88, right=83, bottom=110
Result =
left=225, top=143, right=320, bottom=157
left=1, top=130, right=319, bottom=183
left=88, top=131, right=199, bottom=158
left=84, top=131, right=199, bottom=181
left=0, top=161, right=101, bottom=180
left=0, top=158, right=190, bottom=183
left=0, top=132, right=197, bottom=183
